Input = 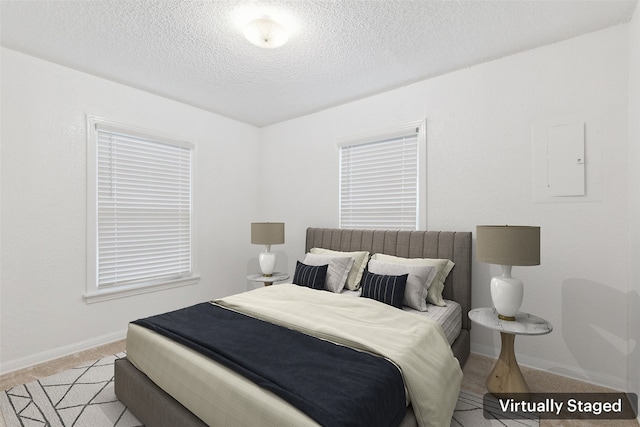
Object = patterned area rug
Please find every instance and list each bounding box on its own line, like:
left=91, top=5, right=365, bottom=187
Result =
left=0, top=353, right=140, bottom=427
left=0, top=353, right=538, bottom=427
left=452, top=389, right=539, bottom=427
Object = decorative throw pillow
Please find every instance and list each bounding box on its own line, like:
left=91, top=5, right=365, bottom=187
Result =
left=367, top=259, right=437, bottom=311
left=302, top=253, right=355, bottom=293
left=370, top=253, right=455, bottom=306
left=293, top=261, right=328, bottom=290
left=359, top=270, right=408, bottom=309
left=309, top=248, right=370, bottom=290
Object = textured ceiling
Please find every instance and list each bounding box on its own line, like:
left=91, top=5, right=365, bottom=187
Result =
left=1, top=0, right=637, bottom=127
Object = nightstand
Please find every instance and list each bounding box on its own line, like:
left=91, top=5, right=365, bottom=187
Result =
left=469, top=307, right=553, bottom=395
left=247, top=272, right=290, bottom=286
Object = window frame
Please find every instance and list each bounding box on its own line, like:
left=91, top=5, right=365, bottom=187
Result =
left=85, top=115, right=199, bottom=303
left=337, top=120, right=427, bottom=230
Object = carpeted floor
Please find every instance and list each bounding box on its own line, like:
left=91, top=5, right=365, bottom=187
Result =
left=461, top=354, right=639, bottom=427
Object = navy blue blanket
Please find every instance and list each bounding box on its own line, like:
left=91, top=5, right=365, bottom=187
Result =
left=133, top=302, right=406, bottom=427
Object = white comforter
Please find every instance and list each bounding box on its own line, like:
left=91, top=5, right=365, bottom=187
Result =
left=216, top=284, right=463, bottom=427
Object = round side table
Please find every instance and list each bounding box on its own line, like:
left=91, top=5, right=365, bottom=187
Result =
left=247, top=272, right=290, bottom=286
left=469, top=307, right=552, bottom=395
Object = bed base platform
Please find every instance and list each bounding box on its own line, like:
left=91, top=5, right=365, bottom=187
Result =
left=115, top=357, right=421, bottom=427
left=115, top=357, right=208, bottom=427
left=452, top=329, right=470, bottom=367
left=115, top=337, right=468, bottom=427
left=115, top=333, right=470, bottom=427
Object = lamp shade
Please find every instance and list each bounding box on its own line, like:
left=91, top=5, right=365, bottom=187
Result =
left=251, top=222, right=285, bottom=245
left=476, top=226, right=540, bottom=266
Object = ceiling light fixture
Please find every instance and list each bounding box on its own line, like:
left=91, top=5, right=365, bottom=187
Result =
left=243, top=16, right=289, bottom=48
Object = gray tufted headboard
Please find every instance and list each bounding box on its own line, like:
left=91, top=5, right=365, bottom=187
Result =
left=305, top=227, right=472, bottom=365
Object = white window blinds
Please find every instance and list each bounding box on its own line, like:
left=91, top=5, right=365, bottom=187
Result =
left=96, top=125, right=193, bottom=289
left=339, top=125, right=421, bottom=230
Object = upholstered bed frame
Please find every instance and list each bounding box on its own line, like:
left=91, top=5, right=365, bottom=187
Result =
left=305, top=228, right=472, bottom=365
left=115, top=227, right=472, bottom=427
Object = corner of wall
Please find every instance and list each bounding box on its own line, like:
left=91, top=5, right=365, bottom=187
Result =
left=627, top=3, right=640, bottom=421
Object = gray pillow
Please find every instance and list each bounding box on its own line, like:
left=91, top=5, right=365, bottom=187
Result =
left=367, top=259, right=437, bottom=311
left=370, top=253, right=454, bottom=307
left=303, top=253, right=355, bottom=293
left=309, top=248, right=369, bottom=290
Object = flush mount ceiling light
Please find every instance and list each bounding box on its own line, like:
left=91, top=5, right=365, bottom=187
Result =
left=243, top=16, right=289, bottom=48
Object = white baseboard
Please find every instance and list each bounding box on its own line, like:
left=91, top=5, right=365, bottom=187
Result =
left=471, top=343, right=627, bottom=392
left=0, top=329, right=127, bottom=375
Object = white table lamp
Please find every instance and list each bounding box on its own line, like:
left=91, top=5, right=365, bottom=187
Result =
left=476, top=225, right=540, bottom=320
left=251, top=222, right=285, bottom=276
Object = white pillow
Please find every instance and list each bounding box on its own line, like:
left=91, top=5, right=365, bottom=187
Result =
left=370, top=253, right=455, bottom=306
left=302, top=254, right=355, bottom=293
left=309, top=248, right=370, bottom=290
left=367, top=259, right=436, bottom=311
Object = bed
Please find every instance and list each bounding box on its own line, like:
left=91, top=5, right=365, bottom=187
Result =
left=115, top=227, right=472, bottom=427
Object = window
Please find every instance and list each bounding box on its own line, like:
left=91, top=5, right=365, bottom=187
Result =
left=338, top=121, right=425, bottom=230
left=86, top=116, right=197, bottom=303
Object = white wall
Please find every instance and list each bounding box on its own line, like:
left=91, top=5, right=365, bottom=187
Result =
left=0, top=43, right=3, bottom=378
left=0, top=48, right=261, bottom=372
left=260, top=25, right=631, bottom=389
left=627, top=2, right=640, bottom=414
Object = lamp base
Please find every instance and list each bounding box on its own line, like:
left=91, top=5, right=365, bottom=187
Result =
left=491, top=265, right=523, bottom=320
left=259, top=251, right=276, bottom=276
